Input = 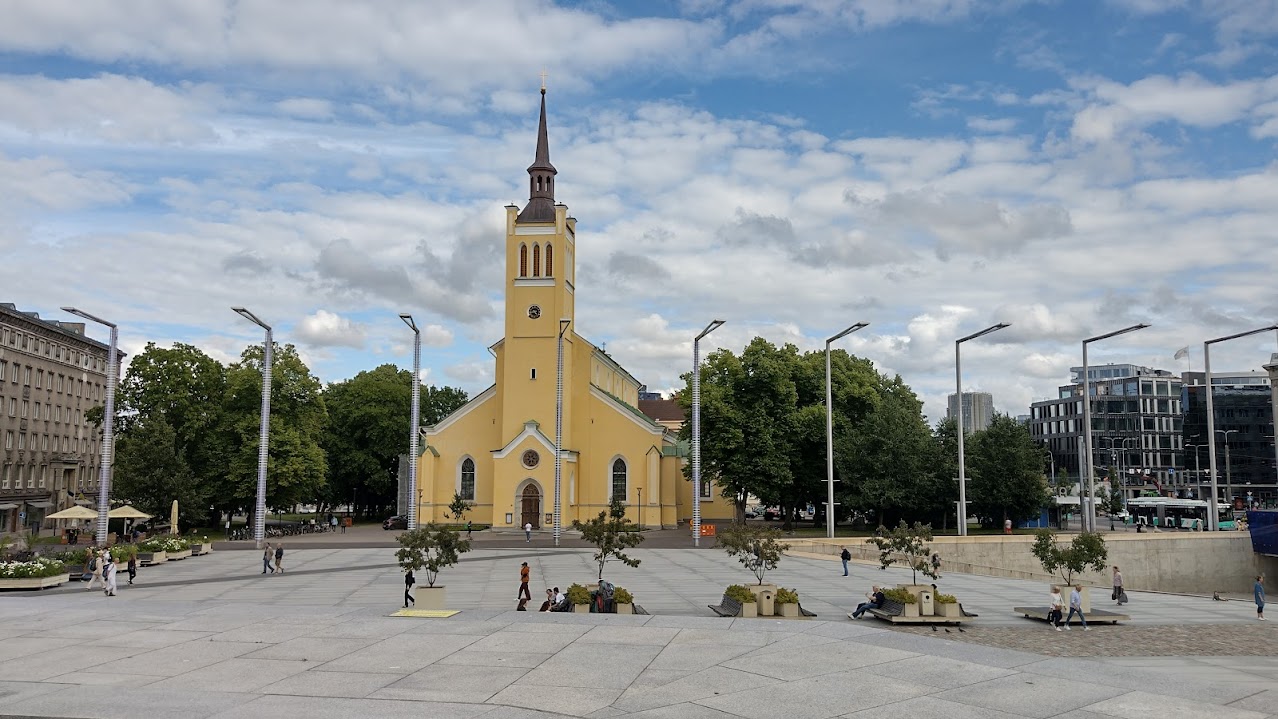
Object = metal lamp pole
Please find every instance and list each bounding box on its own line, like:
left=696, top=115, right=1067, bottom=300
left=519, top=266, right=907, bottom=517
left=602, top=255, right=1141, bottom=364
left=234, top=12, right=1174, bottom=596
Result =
left=1081, top=324, right=1149, bottom=532
left=1204, top=325, right=1278, bottom=529
left=61, top=308, right=118, bottom=547
left=554, top=318, right=571, bottom=548
left=955, top=323, right=1009, bottom=536
left=692, top=319, right=725, bottom=547
left=1266, top=354, right=1278, bottom=491
left=1216, top=429, right=1238, bottom=513
left=232, top=307, right=272, bottom=550
left=399, top=314, right=421, bottom=530
left=825, top=322, right=868, bottom=539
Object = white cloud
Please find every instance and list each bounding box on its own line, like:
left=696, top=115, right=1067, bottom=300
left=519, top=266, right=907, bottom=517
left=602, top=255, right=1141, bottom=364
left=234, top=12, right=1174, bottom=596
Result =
left=294, top=310, right=366, bottom=349
left=1070, top=73, right=1278, bottom=142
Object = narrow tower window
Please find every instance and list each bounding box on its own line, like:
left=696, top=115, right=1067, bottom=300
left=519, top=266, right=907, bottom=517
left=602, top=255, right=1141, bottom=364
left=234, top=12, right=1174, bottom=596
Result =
left=545, top=243, right=553, bottom=276
left=532, top=243, right=541, bottom=276
left=611, top=458, right=627, bottom=502
left=460, top=458, right=476, bottom=501
left=519, top=244, right=528, bottom=277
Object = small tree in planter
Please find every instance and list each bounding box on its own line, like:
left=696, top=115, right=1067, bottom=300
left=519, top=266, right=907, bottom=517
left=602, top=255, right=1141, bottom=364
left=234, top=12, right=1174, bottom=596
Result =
left=396, top=523, right=471, bottom=608
left=718, top=523, right=789, bottom=586
left=1031, top=529, right=1107, bottom=587
left=724, top=584, right=757, bottom=617
left=447, top=492, right=472, bottom=524
left=865, top=521, right=939, bottom=586
left=572, top=497, right=644, bottom=581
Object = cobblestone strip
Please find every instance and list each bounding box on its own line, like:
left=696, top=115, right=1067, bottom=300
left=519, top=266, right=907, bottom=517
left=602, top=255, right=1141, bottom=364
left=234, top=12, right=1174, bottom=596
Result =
left=889, top=622, right=1278, bottom=657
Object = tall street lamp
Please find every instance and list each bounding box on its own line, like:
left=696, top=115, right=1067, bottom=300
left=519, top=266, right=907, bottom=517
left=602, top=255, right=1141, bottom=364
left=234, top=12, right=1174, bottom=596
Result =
left=1263, top=353, right=1278, bottom=493
left=1185, top=440, right=1208, bottom=500
left=955, top=323, right=1009, bottom=537
left=1204, top=324, right=1278, bottom=530
left=232, top=307, right=272, bottom=550
left=554, top=318, right=571, bottom=548
left=1216, top=428, right=1239, bottom=513
left=60, top=308, right=118, bottom=547
left=825, top=322, right=868, bottom=539
left=1081, top=323, right=1150, bottom=532
left=692, top=319, right=725, bottom=547
left=399, top=314, right=421, bottom=531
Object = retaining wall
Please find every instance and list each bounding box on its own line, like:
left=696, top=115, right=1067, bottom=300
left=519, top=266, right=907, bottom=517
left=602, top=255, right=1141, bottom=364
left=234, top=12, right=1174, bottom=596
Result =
left=794, top=531, right=1278, bottom=594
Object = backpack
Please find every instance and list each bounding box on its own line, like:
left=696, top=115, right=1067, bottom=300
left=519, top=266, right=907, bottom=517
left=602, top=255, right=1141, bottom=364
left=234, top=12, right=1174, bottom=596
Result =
left=840, top=549, right=851, bottom=561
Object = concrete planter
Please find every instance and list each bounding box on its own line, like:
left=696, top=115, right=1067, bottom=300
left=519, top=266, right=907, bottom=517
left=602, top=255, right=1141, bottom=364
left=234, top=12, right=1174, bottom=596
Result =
left=190, top=543, right=211, bottom=556
left=615, top=603, right=634, bottom=615
left=739, top=601, right=757, bottom=618
left=572, top=603, right=591, bottom=614
left=138, top=551, right=166, bottom=566
left=414, top=586, right=446, bottom=610
left=0, top=573, right=71, bottom=590
left=902, top=602, right=920, bottom=618
left=166, top=550, right=192, bottom=561
left=935, top=602, right=961, bottom=618
left=776, top=602, right=799, bottom=618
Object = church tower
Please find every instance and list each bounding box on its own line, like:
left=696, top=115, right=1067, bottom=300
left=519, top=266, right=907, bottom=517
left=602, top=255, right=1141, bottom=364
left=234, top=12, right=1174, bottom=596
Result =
left=499, top=88, right=577, bottom=442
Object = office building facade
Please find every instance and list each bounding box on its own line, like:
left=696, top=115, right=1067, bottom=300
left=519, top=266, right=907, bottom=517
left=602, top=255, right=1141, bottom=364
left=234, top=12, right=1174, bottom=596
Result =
left=947, top=391, right=995, bottom=433
left=1182, top=370, right=1275, bottom=506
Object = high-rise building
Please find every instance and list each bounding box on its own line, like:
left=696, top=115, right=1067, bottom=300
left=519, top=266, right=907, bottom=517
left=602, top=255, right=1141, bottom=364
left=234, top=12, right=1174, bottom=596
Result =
left=947, top=391, right=994, bottom=433
left=0, top=303, right=120, bottom=534
left=1182, top=370, right=1275, bottom=506
left=1028, top=364, right=1182, bottom=496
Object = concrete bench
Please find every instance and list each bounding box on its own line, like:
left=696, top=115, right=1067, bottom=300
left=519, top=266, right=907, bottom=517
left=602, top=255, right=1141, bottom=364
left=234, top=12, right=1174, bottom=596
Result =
left=1014, top=606, right=1129, bottom=624
left=859, top=599, right=972, bottom=625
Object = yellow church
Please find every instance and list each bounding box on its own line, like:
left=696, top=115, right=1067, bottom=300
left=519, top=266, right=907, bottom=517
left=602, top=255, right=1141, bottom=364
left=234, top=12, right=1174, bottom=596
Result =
left=415, top=89, right=734, bottom=531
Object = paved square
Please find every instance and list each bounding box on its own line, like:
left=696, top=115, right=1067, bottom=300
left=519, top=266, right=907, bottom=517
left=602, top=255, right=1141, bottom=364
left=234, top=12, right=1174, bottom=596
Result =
left=0, top=546, right=1270, bottom=718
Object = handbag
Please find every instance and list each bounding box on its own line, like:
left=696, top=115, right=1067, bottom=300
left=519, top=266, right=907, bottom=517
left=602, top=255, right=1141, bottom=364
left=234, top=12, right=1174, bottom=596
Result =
left=1111, top=589, right=1118, bottom=600
left=80, top=572, right=92, bottom=582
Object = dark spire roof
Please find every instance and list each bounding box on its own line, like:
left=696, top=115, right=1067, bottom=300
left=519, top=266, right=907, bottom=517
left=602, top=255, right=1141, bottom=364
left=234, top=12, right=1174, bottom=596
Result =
left=517, top=88, right=558, bottom=224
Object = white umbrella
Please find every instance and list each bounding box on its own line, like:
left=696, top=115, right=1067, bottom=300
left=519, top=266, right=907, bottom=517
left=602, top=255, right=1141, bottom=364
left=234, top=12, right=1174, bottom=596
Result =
left=107, top=505, right=152, bottom=520
left=44, top=505, right=100, bottom=520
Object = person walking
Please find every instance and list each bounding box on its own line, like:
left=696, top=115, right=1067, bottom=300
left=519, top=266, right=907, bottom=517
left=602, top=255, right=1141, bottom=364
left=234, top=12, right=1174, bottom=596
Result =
left=840, top=546, right=851, bottom=576
left=1256, top=575, right=1266, bottom=621
left=103, top=554, right=118, bottom=597
left=85, top=550, right=104, bottom=591
left=262, top=543, right=273, bottom=574
left=466, top=520, right=472, bottom=538
left=1048, top=585, right=1064, bottom=631
left=1065, top=584, right=1089, bottom=630
left=518, top=562, right=531, bottom=601
left=274, top=543, right=284, bottom=573
left=126, top=552, right=137, bottom=585
left=404, top=569, right=416, bottom=608
left=524, top=522, right=532, bottom=543
left=1112, top=566, right=1126, bottom=605
left=930, top=552, right=942, bottom=577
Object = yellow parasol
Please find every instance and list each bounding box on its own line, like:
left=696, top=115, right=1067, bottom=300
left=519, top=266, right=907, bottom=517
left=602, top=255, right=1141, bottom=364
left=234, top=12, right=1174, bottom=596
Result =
left=108, top=505, right=152, bottom=520
left=44, top=505, right=99, bottom=521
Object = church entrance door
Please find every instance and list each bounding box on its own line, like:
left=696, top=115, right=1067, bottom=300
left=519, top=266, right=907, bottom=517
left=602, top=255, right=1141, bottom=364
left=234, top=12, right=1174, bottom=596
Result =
left=521, top=485, right=541, bottom=529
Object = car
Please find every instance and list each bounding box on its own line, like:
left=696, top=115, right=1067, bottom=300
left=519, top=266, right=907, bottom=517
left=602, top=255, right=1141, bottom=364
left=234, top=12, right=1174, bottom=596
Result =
left=744, top=507, right=760, bottom=519
left=383, top=515, right=408, bottom=530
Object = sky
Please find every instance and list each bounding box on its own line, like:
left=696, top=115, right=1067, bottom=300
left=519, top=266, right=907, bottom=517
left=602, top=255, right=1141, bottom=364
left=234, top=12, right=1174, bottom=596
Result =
left=2, top=0, right=1277, bottom=423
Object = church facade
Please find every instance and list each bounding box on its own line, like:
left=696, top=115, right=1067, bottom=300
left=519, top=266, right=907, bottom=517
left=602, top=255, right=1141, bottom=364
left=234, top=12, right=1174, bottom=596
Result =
left=415, top=90, right=733, bottom=530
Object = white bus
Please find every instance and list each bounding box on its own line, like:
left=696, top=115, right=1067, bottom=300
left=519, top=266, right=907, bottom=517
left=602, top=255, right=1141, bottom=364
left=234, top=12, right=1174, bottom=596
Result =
left=1126, top=497, right=1233, bottom=530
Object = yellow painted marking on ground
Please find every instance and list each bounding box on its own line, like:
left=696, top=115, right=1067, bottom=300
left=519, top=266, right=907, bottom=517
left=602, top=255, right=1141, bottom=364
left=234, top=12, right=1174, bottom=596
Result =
left=390, top=609, right=459, bottom=618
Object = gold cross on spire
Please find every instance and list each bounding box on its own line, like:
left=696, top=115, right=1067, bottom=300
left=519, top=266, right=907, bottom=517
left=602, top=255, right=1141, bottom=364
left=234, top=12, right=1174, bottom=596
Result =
left=540, top=69, right=548, bottom=91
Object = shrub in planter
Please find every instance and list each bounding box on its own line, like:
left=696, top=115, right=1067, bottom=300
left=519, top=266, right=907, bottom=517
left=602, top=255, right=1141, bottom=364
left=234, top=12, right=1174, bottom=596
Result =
left=613, top=586, right=634, bottom=614
left=139, top=537, right=190, bottom=554
left=109, top=546, right=135, bottom=565
left=724, top=584, right=757, bottom=617
left=883, top=587, right=917, bottom=604
left=0, top=557, right=69, bottom=579
left=775, top=587, right=800, bottom=617
left=566, top=583, right=591, bottom=613
left=934, top=592, right=961, bottom=617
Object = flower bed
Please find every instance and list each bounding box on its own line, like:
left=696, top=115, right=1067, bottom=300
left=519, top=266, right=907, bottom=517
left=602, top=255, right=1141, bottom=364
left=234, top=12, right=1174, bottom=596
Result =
left=0, top=557, right=71, bottom=589
left=138, top=536, right=190, bottom=554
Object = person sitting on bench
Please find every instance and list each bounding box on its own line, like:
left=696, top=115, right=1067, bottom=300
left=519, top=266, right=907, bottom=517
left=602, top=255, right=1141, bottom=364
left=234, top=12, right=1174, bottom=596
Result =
left=851, top=586, right=885, bottom=618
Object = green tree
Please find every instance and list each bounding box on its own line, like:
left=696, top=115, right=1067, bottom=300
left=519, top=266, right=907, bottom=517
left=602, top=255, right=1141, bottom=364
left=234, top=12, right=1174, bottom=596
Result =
left=447, top=492, right=472, bottom=522
left=111, top=414, right=207, bottom=531
left=865, top=520, right=939, bottom=585
left=220, top=343, right=328, bottom=518
left=572, top=497, right=644, bottom=580
left=966, top=415, right=1051, bottom=527
left=422, top=386, right=470, bottom=425
left=1031, top=529, right=1108, bottom=586
left=395, top=523, right=471, bottom=587
left=718, top=523, right=790, bottom=585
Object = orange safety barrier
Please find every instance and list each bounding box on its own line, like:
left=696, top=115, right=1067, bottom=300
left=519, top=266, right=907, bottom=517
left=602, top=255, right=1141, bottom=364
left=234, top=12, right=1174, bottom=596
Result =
left=699, top=524, right=716, bottom=537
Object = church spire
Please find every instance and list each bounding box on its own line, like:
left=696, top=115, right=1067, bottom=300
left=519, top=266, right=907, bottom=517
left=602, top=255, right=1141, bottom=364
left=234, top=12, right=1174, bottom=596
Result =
left=517, top=87, right=558, bottom=223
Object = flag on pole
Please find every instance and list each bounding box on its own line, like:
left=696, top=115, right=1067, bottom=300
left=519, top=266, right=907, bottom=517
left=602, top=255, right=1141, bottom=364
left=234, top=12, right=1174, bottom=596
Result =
left=1173, top=347, right=1188, bottom=360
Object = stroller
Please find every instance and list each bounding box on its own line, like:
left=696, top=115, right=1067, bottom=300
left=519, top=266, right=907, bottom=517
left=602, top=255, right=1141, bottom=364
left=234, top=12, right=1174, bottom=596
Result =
left=591, top=580, right=615, bottom=613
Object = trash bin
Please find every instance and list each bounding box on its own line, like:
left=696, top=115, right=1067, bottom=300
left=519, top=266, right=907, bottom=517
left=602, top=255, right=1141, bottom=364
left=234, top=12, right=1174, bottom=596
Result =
left=757, top=589, right=775, bottom=616
left=919, top=590, right=934, bottom=616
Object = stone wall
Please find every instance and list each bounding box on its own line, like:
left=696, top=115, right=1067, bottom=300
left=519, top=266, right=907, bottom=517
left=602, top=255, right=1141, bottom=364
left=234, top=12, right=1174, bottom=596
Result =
left=794, top=532, right=1278, bottom=594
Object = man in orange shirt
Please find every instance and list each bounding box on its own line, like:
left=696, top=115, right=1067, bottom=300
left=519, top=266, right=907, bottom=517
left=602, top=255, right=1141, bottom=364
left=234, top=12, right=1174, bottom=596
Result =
left=519, top=562, right=531, bottom=601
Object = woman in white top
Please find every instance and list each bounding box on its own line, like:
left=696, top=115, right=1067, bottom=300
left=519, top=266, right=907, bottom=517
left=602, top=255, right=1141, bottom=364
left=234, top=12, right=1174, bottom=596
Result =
left=1048, top=585, right=1064, bottom=631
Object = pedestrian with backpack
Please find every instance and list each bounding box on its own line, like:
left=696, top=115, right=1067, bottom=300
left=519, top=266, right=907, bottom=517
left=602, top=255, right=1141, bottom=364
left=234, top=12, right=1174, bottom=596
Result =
left=840, top=546, right=851, bottom=576
left=262, top=543, right=273, bottom=574
left=274, top=543, right=284, bottom=573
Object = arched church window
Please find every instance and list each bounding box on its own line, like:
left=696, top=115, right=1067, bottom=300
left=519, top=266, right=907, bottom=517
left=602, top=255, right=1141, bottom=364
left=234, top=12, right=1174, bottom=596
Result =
left=460, top=458, right=476, bottom=501
left=536, top=176, right=542, bottom=192
left=545, top=243, right=553, bottom=276
left=532, top=243, right=541, bottom=276
left=611, top=458, right=627, bottom=502
left=519, top=244, right=528, bottom=277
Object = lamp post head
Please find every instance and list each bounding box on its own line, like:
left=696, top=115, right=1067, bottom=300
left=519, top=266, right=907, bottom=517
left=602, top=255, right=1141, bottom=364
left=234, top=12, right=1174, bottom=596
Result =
left=232, top=307, right=271, bottom=331
left=958, top=322, right=1010, bottom=344
left=827, top=322, right=869, bottom=345
left=60, top=307, right=115, bottom=329
left=696, top=319, right=725, bottom=341
left=399, top=313, right=418, bottom=333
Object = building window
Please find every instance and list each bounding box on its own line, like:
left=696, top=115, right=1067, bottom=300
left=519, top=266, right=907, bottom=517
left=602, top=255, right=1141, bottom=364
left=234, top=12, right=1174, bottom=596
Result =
left=700, top=479, right=713, bottom=498
left=460, top=458, right=476, bottom=501
left=532, top=243, right=541, bottom=276
left=611, top=458, right=627, bottom=501
left=1, top=463, right=9, bottom=489
left=530, top=368, right=537, bottom=380
left=545, top=243, right=553, bottom=276
left=519, top=244, right=528, bottom=277
left=26, top=464, right=34, bottom=489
